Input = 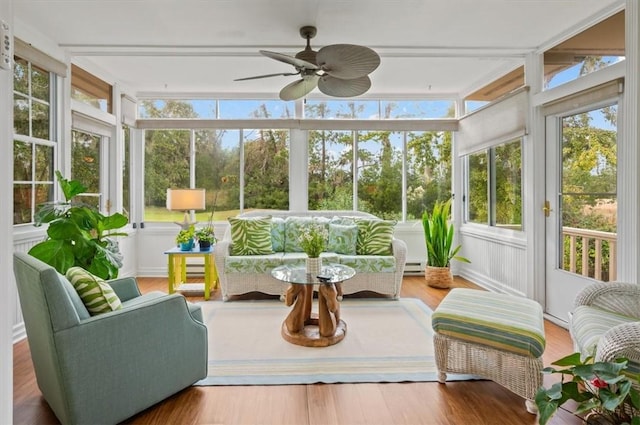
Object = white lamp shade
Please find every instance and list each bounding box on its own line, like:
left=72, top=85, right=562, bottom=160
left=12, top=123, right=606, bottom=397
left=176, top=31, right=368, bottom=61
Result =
left=166, top=188, right=206, bottom=211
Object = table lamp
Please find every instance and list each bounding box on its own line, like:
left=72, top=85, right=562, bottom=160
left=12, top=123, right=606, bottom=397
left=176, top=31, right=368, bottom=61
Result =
left=166, top=188, right=206, bottom=229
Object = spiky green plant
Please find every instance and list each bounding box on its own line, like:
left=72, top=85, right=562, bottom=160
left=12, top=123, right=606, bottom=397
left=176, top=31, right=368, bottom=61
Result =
left=421, top=199, right=470, bottom=267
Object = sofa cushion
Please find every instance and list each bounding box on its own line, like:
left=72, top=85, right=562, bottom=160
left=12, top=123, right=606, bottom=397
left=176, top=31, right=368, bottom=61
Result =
left=338, top=255, right=396, bottom=273
left=571, top=305, right=637, bottom=357
left=281, top=252, right=341, bottom=268
left=283, top=216, right=330, bottom=252
left=328, top=223, right=358, bottom=255
left=271, top=217, right=286, bottom=252
left=225, top=253, right=283, bottom=274
left=355, top=219, right=395, bottom=255
left=229, top=216, right=274, bottom=255
left=65, top=267, right=123, bottom=316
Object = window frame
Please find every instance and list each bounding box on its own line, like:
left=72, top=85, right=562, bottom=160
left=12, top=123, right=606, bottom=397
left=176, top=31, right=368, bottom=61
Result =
left=463, top=137, right=524, bottom=231
left=12, top=55, right=58, bottom=226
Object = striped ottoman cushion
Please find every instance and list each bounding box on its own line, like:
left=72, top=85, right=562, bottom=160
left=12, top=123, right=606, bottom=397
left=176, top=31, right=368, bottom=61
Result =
left=432, top=288, right=545, bottom=358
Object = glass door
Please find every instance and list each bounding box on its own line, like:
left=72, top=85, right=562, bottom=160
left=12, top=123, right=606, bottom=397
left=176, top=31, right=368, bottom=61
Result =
left=545, top=103, right=618, bottom=323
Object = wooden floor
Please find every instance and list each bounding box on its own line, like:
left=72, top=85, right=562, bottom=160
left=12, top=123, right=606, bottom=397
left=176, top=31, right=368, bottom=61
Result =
left=13, top=275, right=582, bottom=425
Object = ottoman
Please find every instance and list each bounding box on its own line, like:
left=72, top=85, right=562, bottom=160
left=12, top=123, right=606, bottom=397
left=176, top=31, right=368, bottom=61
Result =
left=431, top=288, right=546, bottom=414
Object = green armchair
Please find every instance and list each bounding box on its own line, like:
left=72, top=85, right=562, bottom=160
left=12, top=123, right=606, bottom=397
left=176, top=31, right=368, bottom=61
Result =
left=13, top=252, right=208, bottom=425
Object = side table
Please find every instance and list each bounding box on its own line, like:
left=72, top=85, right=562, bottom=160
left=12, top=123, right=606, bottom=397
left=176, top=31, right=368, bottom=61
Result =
left=164, top=246, right=218, bottom=300
left=271, top=264, right=356, bottom=347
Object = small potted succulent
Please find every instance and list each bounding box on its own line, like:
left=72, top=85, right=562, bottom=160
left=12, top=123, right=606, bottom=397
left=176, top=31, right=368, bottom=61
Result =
left=195, top=226, right=215, bottom=251
left=176, top=225, right=195, bottom=251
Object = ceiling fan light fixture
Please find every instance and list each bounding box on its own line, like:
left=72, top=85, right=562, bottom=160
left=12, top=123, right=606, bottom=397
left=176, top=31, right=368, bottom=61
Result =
left=236, top=26, right=380, bottom=100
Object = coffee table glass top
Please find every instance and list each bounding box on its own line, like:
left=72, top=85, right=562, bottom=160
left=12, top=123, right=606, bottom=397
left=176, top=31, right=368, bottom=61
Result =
left=271, top=264, right=355, bottom=285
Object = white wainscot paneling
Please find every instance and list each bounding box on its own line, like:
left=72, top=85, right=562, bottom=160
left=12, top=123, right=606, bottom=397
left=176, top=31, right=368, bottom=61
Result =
left=393, top=222, right=426, bottom=274
left=458, top=226, right=527, bottom=297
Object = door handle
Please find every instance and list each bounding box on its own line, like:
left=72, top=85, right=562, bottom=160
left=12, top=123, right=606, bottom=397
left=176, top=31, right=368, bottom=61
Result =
left=543, top=200, right=553, bottom=217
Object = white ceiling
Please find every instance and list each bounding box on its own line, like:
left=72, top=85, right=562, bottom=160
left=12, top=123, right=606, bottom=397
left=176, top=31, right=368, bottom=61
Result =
left=13, top=0, right=623, bottom=99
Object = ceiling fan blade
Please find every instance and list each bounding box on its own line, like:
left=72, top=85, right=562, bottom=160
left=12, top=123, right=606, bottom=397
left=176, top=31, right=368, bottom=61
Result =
left=316, top=44, right=381, bottom=79
left=259, top=50, right=318, bottom=70
left=234, top=72, right=300, bottom=81
left=318, top=75, right=371, bottom=98
left=279, top=76, right=320, bottom=101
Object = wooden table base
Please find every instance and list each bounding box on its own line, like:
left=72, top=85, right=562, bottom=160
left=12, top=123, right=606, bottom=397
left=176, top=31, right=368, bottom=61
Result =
left=281, top=316, right=347, bottom=347
left=282, top=283, right=346, bottom=347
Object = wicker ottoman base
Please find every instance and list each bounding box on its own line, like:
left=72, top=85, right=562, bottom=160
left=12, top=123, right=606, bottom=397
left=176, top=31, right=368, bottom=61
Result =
left=434, top=332, right=542, bottom=414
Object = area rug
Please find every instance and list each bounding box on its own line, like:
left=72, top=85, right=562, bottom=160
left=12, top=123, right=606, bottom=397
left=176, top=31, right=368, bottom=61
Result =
left=195, top=297, right=475, bottom=386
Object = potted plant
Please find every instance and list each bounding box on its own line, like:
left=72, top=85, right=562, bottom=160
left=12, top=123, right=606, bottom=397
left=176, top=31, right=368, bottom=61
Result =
left=298, top=223, right=328, bottom=276
left=195, top=226, right=215, bottom=251
left=28, top=171, right=128, bottom=280
left=536, top=352, right=640, bottom=425
left=176, top=225, right=195, bottom=251
left=421, top=198, right=470, bottom=288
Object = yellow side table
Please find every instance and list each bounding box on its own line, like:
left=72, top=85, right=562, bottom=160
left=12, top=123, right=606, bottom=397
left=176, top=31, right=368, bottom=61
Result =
left=164, top=246, right=218, bottom=300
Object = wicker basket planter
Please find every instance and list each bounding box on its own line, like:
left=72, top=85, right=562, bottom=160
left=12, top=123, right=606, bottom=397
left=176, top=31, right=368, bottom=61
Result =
left=425, top=266, right=453, bottom=289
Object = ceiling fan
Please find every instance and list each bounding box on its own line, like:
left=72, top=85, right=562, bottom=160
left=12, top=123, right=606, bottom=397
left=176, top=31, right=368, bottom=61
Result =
left=235, top=26, right=381, bottom=101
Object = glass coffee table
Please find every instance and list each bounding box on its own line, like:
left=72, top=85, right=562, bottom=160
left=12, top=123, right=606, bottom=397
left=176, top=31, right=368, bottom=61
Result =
left=271, top=263, right=356, bottom=347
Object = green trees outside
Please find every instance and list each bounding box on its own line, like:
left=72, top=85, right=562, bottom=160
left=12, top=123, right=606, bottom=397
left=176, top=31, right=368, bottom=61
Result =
left=141, top=100, right=289, bottom=220
left=307, top=102, right=453, bottom=220
left=560, top=106, right=617, bottom=280
left=140, top=99, right=456, bottom=222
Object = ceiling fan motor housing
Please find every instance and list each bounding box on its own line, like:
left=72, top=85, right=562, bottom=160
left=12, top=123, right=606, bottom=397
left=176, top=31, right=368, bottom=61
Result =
left=295, top=49, right=317, bottom=66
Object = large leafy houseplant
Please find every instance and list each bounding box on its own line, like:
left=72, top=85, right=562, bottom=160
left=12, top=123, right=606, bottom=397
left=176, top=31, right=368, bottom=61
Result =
left=536, top=352, right=640, bottom=425
left=422, top=199, right=470, bottom=268
left=28, top=171, right=128, bottom=280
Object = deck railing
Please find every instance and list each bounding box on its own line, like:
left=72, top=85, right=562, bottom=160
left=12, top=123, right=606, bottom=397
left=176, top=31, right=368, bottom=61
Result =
left=562, top=226, right=617, bottom=282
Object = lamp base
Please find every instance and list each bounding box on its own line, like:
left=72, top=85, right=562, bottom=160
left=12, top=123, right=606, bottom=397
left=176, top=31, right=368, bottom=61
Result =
left=174, top=211, right=197, bottom=230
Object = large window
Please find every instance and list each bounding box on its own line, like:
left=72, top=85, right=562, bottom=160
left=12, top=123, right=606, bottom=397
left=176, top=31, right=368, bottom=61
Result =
left=308, top=129, right=452, bottom=220
left=71, top=129, right=102, bottom=209
left=141, top=98, right=456, bottom=222
left=464, top=139, right=523, bottom=230
left=13, top=56, right=56, bottom=225
left=357, top=131, right=403, bottom=220
left=308, top=130, right=354, bottom=210
left=144, top=127, right=289, bottom=222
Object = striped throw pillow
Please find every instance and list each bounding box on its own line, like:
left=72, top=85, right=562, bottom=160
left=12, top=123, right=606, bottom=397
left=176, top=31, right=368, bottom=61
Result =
left=355, top=219, right=395, bottom=255
left=66, top=267, right=122, bottom=316
left=229, top=216, right=274, bottom=255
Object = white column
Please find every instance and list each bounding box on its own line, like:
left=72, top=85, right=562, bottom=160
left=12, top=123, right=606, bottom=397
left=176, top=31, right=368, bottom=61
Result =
left=524, top=51, right=546, bottom=303
left=289, top=128, right=308, bottom=210
left=617, top=0, right=639, bottom=282
left=0, top=3, right=14, bottom=424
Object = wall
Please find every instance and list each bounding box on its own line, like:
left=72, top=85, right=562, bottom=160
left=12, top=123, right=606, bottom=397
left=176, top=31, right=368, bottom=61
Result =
left=458, top=227, right=528, bottom=296
left=1, top=1, right=13, bottom=422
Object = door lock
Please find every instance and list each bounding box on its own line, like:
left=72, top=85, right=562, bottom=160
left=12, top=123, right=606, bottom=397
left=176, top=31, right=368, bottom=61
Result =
left=543, top=200, right=552, bottom=217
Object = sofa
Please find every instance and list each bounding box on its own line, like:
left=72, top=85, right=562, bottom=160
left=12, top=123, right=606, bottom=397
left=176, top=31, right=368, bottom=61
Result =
left=570, top=281, right=640, bottom=377
left=214, top=210, right=407, bottom=301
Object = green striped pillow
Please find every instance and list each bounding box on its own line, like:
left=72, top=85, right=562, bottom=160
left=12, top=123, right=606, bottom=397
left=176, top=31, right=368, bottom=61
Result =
left=355, top=219, right=395, bottom=255
left=229, top=216, right=274, bottom=255
left=66, top=267, right=122, bottom=316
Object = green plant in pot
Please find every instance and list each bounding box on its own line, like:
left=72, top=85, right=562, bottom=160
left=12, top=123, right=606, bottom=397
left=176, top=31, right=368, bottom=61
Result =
left=28, top=171, right=128, bottom=280
left=536, top=352, right=640, bottom=425
left=195, top=226, right=215, bottom=251
left=176, top=225, right=195, bottom=251
left=421, top=198, right=470, bottom=288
